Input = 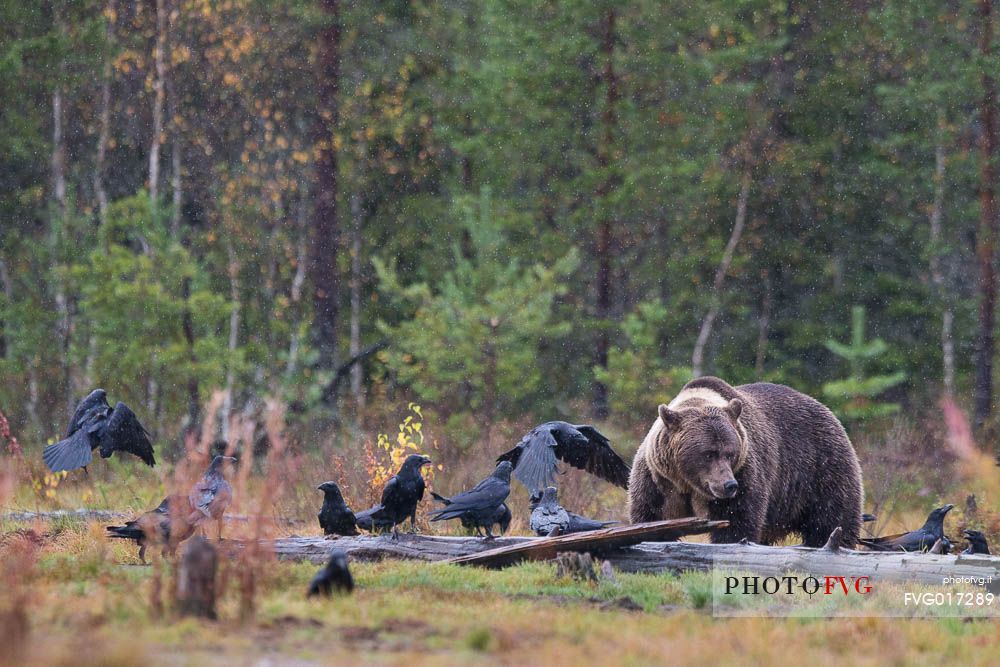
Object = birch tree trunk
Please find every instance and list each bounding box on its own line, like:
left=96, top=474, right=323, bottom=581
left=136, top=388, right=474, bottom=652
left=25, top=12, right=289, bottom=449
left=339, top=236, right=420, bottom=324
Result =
left=94, top=0, right=115, bottom=225
left=692, top=170, right=752, bottom=377
left=928, top=126, right=954, bottom=395
left=222, top=241, right=241, bottom=441
left=148, top=0, right=168, bottom=208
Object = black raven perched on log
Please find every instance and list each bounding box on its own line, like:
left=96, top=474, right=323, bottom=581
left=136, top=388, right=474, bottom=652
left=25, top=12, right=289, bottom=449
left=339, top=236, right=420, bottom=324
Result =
left=859, top=504, right=954, bottom=552
left=496, top=421, right=629, bottom=494
left=317, top=481, right=359, bottom=536
left=106, top=495, right=196, bottom=562
left=962, top=529, right=991, bottom=555
left=188, top=456, right=235, bottom=539
left=307, top=550, right=354, bottom=597
left=430, top=492, right=511, bottom=536
left=429, top=462, right=513, bottom=539
left=43, top=389, right=155, bottom=473
left=354, top=454, right=431, bottom=538
left=529, top=486, right=618, bottom=536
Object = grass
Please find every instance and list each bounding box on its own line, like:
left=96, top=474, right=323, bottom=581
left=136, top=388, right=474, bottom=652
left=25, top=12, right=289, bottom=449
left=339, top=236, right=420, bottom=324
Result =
left=4, top=423, right=1000, bottom=666
left=2, top=516, right=1000, bottom=667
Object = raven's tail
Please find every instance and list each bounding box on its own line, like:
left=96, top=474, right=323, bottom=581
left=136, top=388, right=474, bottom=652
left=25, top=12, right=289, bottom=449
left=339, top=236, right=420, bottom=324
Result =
left=106, top=523, right=144, bottom=542
left=429, top=491, right=451, bottom=506
left=43, top=432, right=93, bottom=473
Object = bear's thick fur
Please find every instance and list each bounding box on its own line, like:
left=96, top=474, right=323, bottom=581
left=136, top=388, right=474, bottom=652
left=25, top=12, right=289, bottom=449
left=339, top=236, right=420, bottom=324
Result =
left=628, top=376, right=863, bottom=547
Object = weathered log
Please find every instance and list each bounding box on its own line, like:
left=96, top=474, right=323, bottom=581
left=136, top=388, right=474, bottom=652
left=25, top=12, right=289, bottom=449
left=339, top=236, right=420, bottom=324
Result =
left=250, top=532, right=1000, bottom=591
left=610, top=540, right=1000, bottom=591
left=448, top=518, right=731, bottom=568
left=175, top=536, right=217, bottom=619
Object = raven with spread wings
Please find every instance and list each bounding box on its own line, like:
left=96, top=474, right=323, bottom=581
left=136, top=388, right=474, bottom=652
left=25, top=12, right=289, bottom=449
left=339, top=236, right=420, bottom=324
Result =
left=43, top=389, right=156, bottom=473
left=496, top=421, right=629, bottom=495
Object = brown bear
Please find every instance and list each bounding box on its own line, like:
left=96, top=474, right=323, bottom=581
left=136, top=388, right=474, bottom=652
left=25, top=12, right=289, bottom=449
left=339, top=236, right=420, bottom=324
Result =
left=628, top=376, right=863, bottom=547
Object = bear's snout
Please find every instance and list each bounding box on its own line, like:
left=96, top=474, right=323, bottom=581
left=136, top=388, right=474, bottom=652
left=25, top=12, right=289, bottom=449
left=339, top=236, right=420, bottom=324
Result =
left=722, top=479, right=739, bottom=497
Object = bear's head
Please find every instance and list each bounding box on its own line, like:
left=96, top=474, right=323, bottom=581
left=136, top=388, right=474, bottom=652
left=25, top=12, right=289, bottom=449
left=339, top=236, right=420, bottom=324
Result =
left=649, top=399, right=748, bottom=500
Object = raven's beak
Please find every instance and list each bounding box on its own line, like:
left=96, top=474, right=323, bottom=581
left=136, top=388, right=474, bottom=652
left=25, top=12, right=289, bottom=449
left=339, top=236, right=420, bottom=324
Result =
left=941, top=504, right=955, bottom=513
left=420, top=455, right=432, bottom=465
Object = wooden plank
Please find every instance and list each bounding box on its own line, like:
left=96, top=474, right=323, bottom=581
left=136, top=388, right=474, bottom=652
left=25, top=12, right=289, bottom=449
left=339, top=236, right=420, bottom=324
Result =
left=448, top=518, right=730, bottom=568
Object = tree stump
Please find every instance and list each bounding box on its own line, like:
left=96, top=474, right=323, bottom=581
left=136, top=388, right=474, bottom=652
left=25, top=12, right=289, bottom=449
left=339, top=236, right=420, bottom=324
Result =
left=555, top=551, right=598, bottom=582
left=175, top=536, right=217, bottom=619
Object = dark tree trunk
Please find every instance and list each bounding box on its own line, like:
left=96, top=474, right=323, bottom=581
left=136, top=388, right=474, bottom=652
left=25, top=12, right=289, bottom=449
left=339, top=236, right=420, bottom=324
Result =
left=592, top=7, right=619, bottom=420
left=975, top=0, right=998, bottom=432
left=182, top=277, right=200, bottom=435
left=311, top=0, right=343, bottom=382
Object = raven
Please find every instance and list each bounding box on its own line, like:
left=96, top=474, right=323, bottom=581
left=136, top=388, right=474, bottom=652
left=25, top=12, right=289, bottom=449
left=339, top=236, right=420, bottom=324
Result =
left=430, top=492, right=511, bottom=536
left=496, top=421, right=629, bottom=494
left=859, top=504, right=954, bottom=552
left=188, top=456, right=236, bottom=539
left=529, top=486, right=617, bottom=536
left=317, top=481, right=359, bottom=536
left=961, top=529, right=991, bottom=555
left=353, top=454, right=431, bottom=538
left=106, top=495, right=195, bottom=562
left=307, top=549, right=354, bottom=597
left=43, top=389, right=155, bottom=473
left=429, top=462, right=513, bottom=539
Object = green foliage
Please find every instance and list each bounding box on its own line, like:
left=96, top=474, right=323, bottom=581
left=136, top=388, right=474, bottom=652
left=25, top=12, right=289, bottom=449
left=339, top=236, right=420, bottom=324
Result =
left=72, top=195, right=230, bottom=414
left=822, top=306, right=907, bottom=422
left=375, top=188, right=578, bottom=424
left=0, top=0, right=993, bottom=448
left=594, top=300, right=690, bottom=417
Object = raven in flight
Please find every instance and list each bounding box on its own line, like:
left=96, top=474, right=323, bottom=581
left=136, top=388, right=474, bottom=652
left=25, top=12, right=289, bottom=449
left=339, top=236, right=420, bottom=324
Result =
left=961, top=529, right=991, bottom=555
left=496, top=421, right=629, bottom=494
left=188, top=456, right=235, bottom=539
left=354, top=454, right=431, bottom=539
left=859, top=504, right=954, bottom=552
left=43, top=389, right=155, bottom=473
left=307, top=549, right=354, bottom=597
left=429, top=462, right=513, bottom=539
left=317, top=481, right=359, bottom=536
left=430, top=492, right=511, bottom=536
left=529, top=486, right=618, bottom=536
left=106, top=495, right=196, bottom=562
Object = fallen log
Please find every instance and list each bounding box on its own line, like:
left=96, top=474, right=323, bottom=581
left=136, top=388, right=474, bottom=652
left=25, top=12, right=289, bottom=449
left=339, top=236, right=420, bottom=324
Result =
left=448, top=518, right=730, bottom=568
left=252, top=530, right=1000, bottom=591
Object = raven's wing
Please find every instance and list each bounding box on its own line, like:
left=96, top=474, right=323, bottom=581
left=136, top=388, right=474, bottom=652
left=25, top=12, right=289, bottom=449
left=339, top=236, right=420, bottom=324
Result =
left=499, top=428, right=559, bottom=494
left=561, top=425, right=631, bottom=489
left=100, top=402, right=155, bottom=466
left=566, top=512, right=618, bottom=532
left=379, top=475, right=404, bottom=508
left=354, top=505, right=387, bottom=530
left=66, top=389, right=109, bottom=437
left=430, top=478, right=510, bottom=521
left=43, top=428, right=96, bottom=473
left=858, top=531, right=913, bottom=551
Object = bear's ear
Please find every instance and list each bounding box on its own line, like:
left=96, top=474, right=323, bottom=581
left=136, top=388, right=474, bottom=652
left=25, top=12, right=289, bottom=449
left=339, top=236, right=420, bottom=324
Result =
left=725, top=398, right=743, bottom=422
left=658, top=404, right=683, bottom=431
